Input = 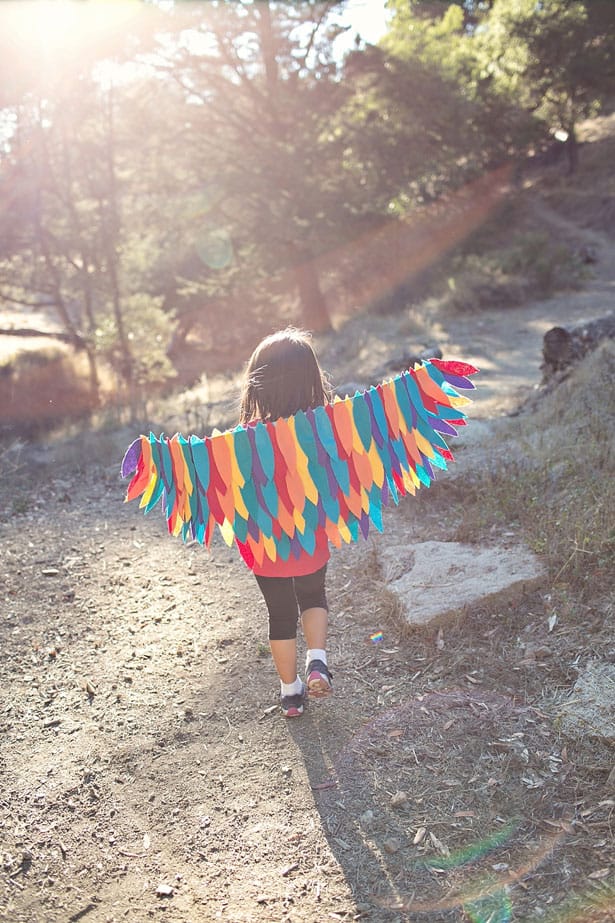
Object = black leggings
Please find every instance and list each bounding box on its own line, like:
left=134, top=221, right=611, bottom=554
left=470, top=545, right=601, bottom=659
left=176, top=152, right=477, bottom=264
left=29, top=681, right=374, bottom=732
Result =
left=254, top=565, right=328, bottom=641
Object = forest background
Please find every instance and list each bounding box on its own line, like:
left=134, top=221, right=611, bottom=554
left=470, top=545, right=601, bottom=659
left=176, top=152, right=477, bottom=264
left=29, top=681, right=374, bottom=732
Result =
left=1, top=0, right=614, bottom=433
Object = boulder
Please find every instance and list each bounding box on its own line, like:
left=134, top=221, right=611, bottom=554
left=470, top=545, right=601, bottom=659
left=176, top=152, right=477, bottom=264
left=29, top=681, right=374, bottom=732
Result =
left=380, top=540, right=545, bottom=626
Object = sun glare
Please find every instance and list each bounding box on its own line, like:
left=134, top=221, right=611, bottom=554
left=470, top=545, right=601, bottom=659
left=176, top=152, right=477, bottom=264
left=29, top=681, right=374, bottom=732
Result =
left=3, top=0, right=142, bottom=76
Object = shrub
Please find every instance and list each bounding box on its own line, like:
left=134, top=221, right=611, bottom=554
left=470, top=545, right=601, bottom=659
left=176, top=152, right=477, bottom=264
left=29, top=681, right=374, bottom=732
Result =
left=445, top=231, right=586, bottom=312
left=0, top=347, right=96, bottom=437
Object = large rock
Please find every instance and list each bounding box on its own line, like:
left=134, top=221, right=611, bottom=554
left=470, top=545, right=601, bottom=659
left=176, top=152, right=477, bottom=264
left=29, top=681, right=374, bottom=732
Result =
left=380, top=540, right=545, bottom=626
left=558, top=661, right=615, bottom=742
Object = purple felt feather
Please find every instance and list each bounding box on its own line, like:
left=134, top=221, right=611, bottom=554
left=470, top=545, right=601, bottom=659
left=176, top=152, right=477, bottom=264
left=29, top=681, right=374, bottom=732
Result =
left=247, top=426, right=267, bottom=487
left=430, top=418, right=459, bottom=437
left=316, top=499, right=327, bottom=528
left=325, top=460, right=338, bottom=498
left=442, top=372, right=475, bottom=391
left=121, top=438, right=142, bottom=478
left=420, top=454, right=435, bottom=480
left=247, top=515, right=260, bottom=541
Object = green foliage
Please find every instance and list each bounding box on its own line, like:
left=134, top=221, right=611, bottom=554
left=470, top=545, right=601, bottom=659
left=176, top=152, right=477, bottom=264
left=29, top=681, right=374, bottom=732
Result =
left=382, top=0, right=540, bottom=181
left=476, top=0, right=615, bottom=169
left=341, top=41, right=485, bottom=210
left=95, top=294, right=175, bottom=387
left=498, top=232, right=584, bottom=294
left=445, top=230, right=586, bottom=311
left=144, top=1, right=355, bottom=332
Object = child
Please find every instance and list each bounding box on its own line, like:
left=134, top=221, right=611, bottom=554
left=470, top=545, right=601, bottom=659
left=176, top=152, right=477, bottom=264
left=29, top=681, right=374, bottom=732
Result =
left=238, top=327, right=334, bottom=718
left=122, top=333, right=478, bottom=717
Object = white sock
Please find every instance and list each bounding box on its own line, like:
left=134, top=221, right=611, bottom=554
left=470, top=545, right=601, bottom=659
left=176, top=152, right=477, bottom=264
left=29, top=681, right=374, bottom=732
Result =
left=280, top=677, right=303, bottom=696
left=306, top=649, right=327, bottom=670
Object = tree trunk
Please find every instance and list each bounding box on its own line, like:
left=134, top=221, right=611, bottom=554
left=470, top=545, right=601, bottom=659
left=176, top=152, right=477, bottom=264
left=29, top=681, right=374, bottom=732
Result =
left=565, top=124, right=579, bottom=175
left=57, top=114, right=101, bottom=402
left=102, top=85, right=134, bottom=395
left=291, top=246, right=332, bottom=333
left=256, top=5, right=332, bottom=334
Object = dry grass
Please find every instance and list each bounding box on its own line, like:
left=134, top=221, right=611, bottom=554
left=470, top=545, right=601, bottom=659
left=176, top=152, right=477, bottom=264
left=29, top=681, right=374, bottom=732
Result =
left=440, top=342, right=615, bottom=598
left=0, top=347, right=97, bottom=436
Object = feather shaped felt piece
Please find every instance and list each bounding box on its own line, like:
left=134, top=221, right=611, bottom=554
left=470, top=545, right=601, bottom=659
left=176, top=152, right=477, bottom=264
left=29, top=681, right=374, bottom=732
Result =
left=121, top=359, right=478, bottom=567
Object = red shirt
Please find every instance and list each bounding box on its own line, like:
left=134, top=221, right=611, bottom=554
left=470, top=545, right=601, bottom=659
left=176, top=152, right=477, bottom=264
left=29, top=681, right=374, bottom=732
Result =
left=237, top=528, right=330, bottom=577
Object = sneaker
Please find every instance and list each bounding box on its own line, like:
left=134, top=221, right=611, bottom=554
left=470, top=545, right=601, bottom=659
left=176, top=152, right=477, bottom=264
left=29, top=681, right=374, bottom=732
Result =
left=306, top=659, right=333, bottom=698
left=280, top=682, right=306, bottom=718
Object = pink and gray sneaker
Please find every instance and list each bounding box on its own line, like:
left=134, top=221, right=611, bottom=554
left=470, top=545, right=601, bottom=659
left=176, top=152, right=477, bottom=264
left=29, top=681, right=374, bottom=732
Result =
left=280, top=682, right=306, bottom=718
left=306, top=659, right=333, bottom=698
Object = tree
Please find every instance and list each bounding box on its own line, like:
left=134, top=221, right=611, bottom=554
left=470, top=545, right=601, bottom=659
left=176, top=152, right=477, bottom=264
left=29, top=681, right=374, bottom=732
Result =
left=380, top=0, right=539, bottom=182
left=0, top=71, right=177, bottom=404
left=145, top=1, right=363, bottom=333
left=477, top=0, right=615, bottom=173
left=0, top=2, right=179, bottom=409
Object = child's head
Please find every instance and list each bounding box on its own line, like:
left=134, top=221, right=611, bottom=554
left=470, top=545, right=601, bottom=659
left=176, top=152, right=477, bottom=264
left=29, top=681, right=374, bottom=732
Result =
left=239, top=327, right=330, bottom=424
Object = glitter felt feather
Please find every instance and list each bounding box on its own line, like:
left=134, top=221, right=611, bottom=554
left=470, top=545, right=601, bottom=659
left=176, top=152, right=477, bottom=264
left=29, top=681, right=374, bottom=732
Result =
left=121, top=359, right=478, bottom=568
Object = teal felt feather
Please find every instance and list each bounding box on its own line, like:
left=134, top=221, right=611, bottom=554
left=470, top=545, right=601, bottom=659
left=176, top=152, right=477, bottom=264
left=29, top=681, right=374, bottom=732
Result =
left=352, top=394, right=373, bottom=452
left=403, top=374, right=431, bottom=422
left=254, top=422, right=275, bottom=481
left=233, top=427, right=253, bottom=481
left=190, top=437, right=210, bottom=491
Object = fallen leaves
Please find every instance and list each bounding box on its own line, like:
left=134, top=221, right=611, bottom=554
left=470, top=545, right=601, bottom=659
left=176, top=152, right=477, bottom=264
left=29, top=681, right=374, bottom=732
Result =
left=429, top=832, right=450, bottom=856
left=587, top=867, right=611, bottom=880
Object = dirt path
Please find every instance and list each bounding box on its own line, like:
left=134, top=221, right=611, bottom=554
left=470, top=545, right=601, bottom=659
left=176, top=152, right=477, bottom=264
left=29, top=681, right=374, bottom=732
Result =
left=2, top=261, right=614, bottom=921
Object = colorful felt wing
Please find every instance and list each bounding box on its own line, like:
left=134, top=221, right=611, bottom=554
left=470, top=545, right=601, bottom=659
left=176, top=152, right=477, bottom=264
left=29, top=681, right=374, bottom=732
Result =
left=121, top=359, right=478, bottom=565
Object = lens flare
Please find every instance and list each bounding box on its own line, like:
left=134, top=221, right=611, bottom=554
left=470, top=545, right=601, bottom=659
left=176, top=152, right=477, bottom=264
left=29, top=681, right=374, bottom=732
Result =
left=195, top=229, right=234, bottom=270
left=464, top=887, right=513, bottom=923
left=331, top=689, right=589, bottom=921
left=417, top=819, right=520, bottom=871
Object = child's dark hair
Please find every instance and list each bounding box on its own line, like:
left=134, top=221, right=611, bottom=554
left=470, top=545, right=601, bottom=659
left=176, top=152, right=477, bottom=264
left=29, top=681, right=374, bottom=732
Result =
left=239, top=327, right=331, bottom=424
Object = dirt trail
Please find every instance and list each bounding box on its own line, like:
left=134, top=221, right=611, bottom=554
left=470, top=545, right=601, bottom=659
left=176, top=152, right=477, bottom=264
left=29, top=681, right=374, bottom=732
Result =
left=2, top=240, right=614, bottom=921
left=442, top=199, right=615, bottom=421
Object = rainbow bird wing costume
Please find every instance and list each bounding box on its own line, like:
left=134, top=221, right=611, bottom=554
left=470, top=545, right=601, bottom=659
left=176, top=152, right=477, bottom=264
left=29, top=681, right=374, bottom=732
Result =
left=121, top=359, right=477, bottom=569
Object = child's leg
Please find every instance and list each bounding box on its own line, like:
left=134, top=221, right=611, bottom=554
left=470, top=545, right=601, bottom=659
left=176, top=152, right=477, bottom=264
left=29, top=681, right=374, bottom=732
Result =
left=269, top=638, right=298, bottom=684
left=254, top=574, right=304, bottom=708
left=301, top=607, right=328, bottom=650
left=295, top=565, right=328, bottom=650
left=295, top=566, right=332, bottom=697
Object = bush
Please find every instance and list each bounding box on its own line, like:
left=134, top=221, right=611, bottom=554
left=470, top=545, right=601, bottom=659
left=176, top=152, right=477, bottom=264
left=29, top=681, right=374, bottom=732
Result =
left=0, top=347, right=96, bottom=437
left=445, top=231, right=586, bottom=312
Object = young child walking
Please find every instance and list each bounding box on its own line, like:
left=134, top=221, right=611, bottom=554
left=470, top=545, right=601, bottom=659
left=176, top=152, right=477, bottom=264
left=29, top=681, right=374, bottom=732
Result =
left=237, top=327, right=333, bottom=718
left=122, top=330, right=478, bottom=720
